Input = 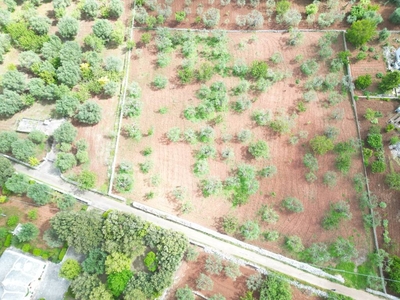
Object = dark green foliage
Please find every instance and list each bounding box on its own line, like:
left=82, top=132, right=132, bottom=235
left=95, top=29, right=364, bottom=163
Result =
left=390, top=8, right=400, bottom=24
left=16, top=223, right=39, bottom=243
left=0, top=89, right=25, bottom=117
left=92, top=19, right=113, bottom=42
left=53, top=122, right=77, bottom=144
left=260, top=275, right=292, bottom=300
left=77, top=170, right=96, bottom=190
left=27, top=183, right=52, bottom=206
left=346, top=19, right=377, bottom=47
left=107, top=270, right=133, bottom=297
left=51, top=210, right=103, bottom=254
left=335, top=154, right=352, bottom=174
left=82, top=248, right=107, bottom=274
left=0, top=131, right=18, bottom=153
left=1, top=70, right=26, bottom=92
left=379, top=71, right=400, bottom=93
left=11, top=139, right=35, bottom=162
left=55, top=152, right=76, bottom=173
left=5, top=173, right=29, bottom=194
left=282, top=197, right=303, bottom=213
left=75, top=101, right=102, bottom=124
left=355, top=74, right=372, bottom=90
left=28, top=130, right=47, bottom=144
left=43, top=228, right=63, bottom=248
left=386, top=172, right=400, bottom=190
left=388, top=255, right=400, bottom=293
left=226, top=164, right=259, bottom=206
left=71, top=273, right=101, bottom=300
left=367, top=133, right=383, bottom=150
left=0, top=157, right=14, bottom=186
left=56, top=95, right=80, bottom=117
left=57, top=194, right=77, bottom=211
left=322, top=201, right=352, bottom=230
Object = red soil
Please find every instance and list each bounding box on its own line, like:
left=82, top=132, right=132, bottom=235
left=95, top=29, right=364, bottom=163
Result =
left=166, top=250, right=322, bottom=300
left=117, top=30, right=369, bottom=258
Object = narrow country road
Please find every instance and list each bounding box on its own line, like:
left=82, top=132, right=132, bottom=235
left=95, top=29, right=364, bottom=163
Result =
left=11, top=161, right=384, bottom=300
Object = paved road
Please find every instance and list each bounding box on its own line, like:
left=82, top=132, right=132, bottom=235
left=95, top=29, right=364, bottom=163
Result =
left=12, top=161, right=384, bottom=300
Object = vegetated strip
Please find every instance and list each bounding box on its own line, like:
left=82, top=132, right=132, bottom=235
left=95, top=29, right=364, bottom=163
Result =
left=192, top=240, right=329, bottom=298
left=107, top=0, right=136, bottom=196
left=131, top=202, right=342, bottom=283
left=343, top=32, right=387, bottom=294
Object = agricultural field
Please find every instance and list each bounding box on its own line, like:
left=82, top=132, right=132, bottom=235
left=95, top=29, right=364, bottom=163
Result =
left=114, top=27, right=375, bottom=275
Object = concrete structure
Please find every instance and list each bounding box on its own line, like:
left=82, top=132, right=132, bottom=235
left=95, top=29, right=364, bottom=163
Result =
left=0, top=248, right=69, bottom=300
left=16, top=118, right=65, bottom=136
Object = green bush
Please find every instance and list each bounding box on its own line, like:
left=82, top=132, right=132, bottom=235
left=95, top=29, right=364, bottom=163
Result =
left=322, top=201, right=352, bottom=230
left=248, top=140, right=269, bottom=159
left=355, top=74, right=372, bottom=90
left=240, top=220, right=260, bottom=240
left=285, top=235, right=304, bottom=252
left=32, top=248, right=42, bottom=256
left=58, top=247, right=68, bottom=261
left=22, top=243, right=31, bottom=252
left=249, top=60, right=268, bottom=80
left=4, top=234, right=12, bottom=247
left=282, top=197, right=304, bottom=213
left=7, top=215, right=19, bottom=227
left=152, top=75, right=167, bottom=89
left=310, top=135, right=334, bottom=155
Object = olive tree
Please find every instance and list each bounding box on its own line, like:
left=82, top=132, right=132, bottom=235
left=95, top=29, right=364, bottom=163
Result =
left=75, top=101, right=102, bottom=125
left=29, top=16, right=51, bottom=35
left=82, top=0, right=99, bottom=19
left=56, top=95, right=80, bottom=117
left=108, top=0, right=124, bottom=19
left=92, top=19, right=113, bottom=42
left=58, top=16, right=79, bottom=39
left=1, top=70, right=26, bottom=92
left=53, top=122, right=78, bottom=144
left=203, top=8, right=220, bottom=28
left=27, top=183, right=52, bottom=205
left=19, top=51, right=41, bottom=69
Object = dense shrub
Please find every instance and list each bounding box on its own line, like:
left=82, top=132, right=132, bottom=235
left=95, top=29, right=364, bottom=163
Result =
left=240, top=220, right=260, bottom=240
left=0, top=131, right=18, bottom=153
left=11, top=139, right=36, bottom=162
left=29, top=16, right=51, bottom=35
left=355, top=74, right=372, bottom=90
left=282, top=197, right=304, bottom=213
left=248, top=140, right=270, bottom=159
left=27, top=183, right=52, bottom=205
left=346, top=19, right=377, bottom=47
left=310, top=135, right=334, bottom=155
left=379, top=71, right=400, bottom=93
left=53, top=122, right=77, bottom=144
left=58, top=16, right=79, bottom=39
left=1, top=70, right=26, bottom=92
left=92, top=19, right=113, bottom=42
left=108, top=0, right=124, bottom=18
left=82, top=0, right=99, bottom=19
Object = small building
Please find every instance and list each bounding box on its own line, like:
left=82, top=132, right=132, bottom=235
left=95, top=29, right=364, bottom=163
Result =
left=0, top=248, right=70, bottom=300
left=16, top=118, right=65, bottom=136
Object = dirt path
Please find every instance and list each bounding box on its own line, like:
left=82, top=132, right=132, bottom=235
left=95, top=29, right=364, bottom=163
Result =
left=10, top=161, right=384, bottom=300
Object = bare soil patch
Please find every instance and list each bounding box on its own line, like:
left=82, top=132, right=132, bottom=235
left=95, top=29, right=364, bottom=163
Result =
left=117, top=30, right=369, bottom=258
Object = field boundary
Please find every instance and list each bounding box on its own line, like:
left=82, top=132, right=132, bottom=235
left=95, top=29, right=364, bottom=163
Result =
left=343, top=32, right=387, bottom=294
left=107, top=0, right=136, bottom=196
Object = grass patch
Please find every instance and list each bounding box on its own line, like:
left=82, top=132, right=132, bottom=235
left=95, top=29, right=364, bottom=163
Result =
left=327, top=260, right=377, bottom=289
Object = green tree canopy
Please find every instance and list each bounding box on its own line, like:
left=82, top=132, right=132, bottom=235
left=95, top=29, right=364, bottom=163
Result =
left=53, top=122, right=77, bottom=144
left=5, top=173, right=29, bottom=194
left=75, top=101, right=102, bottom=124
left=82, top=248, right=107, bottom=274
left=379, top=71, right=400, bottom=93
left=11, top=139, right=36, bottom=162
left=107, top=269, right=133, bottom=297
left=346, top=19, right=377, bottom=47
left=50, top=210, right=103, bottom=254
left=105, top=252, right=132, bottom=274
left=27, top=183, right=52, bottom=205
left=59, top=258, right=82, bottom=280
left=0, top=131, right=18, bottom=153
left=16, top=223, right=39, bottom=243
left=71, top=273, right=101, bottom=300
left=0, top=157, right=14, bottom=186
left=260, top=275, right=292, bottom=300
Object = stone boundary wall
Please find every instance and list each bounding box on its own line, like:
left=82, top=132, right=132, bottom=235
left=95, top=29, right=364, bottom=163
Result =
left=132, top=202, right=344, bottom=283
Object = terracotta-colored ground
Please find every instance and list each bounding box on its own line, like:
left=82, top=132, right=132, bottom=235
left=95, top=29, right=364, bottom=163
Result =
left=0, top=196, right=59, bottom=248
left=136, top=0, right=397, bottom=31
left=116, top=30, right=369, bottom=258
left=355, top=99, right=400, bottom=256
left=166, top=250, right=322, bottom=300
